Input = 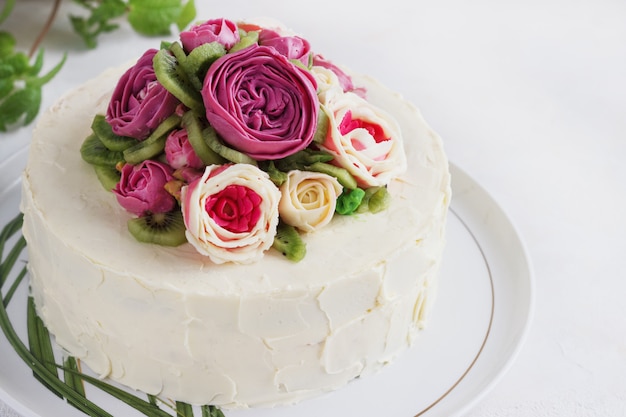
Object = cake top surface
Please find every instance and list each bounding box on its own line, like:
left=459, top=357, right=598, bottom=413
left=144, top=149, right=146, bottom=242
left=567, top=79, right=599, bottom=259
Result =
left=23, top=17, right=450, bottom=294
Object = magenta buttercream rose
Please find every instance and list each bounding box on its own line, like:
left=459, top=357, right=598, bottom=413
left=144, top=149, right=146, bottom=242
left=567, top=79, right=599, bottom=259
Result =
left=164, top=129, right=204, bottom=170
left=113, top=160, right=177, bottom=216
left=180, top=18, right=240, bottom=52
left=106, top=49, right=179, bottom=140
left=201, top=44, right=319, bottom=161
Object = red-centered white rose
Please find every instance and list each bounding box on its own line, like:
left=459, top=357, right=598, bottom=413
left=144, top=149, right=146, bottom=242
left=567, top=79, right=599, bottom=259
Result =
left=319, top=92, right=407, bottom=187
left=181, top=164, right=281, bottom=264
left=279, top=170, right=342, bottom=233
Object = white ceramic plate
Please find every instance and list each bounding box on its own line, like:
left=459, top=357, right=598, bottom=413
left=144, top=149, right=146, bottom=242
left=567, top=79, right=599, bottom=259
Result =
left=0, top=149, right=534, bottom=417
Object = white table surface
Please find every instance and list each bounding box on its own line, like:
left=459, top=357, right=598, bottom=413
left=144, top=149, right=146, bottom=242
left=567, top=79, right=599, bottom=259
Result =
left=1, top=0, right=625, bottom=416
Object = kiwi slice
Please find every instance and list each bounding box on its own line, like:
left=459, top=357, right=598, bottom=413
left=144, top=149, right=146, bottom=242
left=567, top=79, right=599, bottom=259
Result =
left=305, top=162, right=358, bottom=190
left=90, top=114, right=137, bottom=151
left=357, top=186, right=391, bottom=214
left=123, top=114, right=181, bottom=164
left=80, top=133, right=124, bottom=167
left=127, top=210, right=187, bottom=247
left=153, top=48, right=203, bottom=111
left=181, top=111, right=225, bottom=165
left=203, top=126, right=257, bottom=166
left=93, top=164, right=121, bottom=191
left=272, top=222, right=306, bottom=262
left=183, top=42, right=227, bottom=90
left=229, top=30, right=259, bottom=53
left=312, top=107, right=330, bottom=144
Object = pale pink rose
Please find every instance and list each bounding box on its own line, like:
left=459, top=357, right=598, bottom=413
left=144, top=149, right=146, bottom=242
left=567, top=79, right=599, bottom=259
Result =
left=278, top=170, right=342, bottom=232
left=113, top=160, right=176, bottom=216
left=164, top=129, right=204, bottom=170
left=319, top=92, right=407, bottom=187
left=180, top=18, right=240, bottom=52
left=181, top=164, right=281, bottom=264
left=258, top=28, right=312, bottom=65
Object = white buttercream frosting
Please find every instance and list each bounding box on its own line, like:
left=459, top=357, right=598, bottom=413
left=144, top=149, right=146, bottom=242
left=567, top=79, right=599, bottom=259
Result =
left=20, top=65, right=451, bottom=408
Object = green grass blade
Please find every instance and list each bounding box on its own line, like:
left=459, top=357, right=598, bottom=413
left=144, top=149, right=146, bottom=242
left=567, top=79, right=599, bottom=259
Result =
left=176, top=401, right=194, bottom=417
left=59, top=367, right=174, bottom=417
left=27, top=295, right=62, bottom=397
left=2, top=264, right=26, bottom=307
left=202, top=405, right=225, bottom=417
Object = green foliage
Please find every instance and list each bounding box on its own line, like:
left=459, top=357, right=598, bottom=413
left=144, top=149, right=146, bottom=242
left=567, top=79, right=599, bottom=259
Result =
left=0, top=32, right=66, bottom=132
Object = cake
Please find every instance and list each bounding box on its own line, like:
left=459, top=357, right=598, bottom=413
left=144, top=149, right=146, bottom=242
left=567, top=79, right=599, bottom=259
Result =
left=20, top=17, right=451, bottom=408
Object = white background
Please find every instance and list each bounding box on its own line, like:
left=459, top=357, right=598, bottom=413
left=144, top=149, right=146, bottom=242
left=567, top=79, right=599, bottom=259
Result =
left=1, top=0, right=625, bottom=416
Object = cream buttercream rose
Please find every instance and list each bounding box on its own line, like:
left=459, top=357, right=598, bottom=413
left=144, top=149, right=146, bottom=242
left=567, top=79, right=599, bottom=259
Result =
left=279, top=170, right=342, bottom=232
left=181, top=164, right=281, bottom=264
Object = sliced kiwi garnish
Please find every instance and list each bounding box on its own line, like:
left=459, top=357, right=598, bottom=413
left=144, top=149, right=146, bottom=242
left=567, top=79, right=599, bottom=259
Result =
left=153, top=47, right=203, bottom=111
left=80, top=133, right=124, bottom=167
left=181, top=111, right=225, bottom=165
left=357, top=186, right=391, bottom=214
left=183, top=42, right=227, bottom=90
left=93, top=164, right=121, bottom=191
left=123, top=114, right=181, bottom=164
left=312, top=107, right=330, bottom=144
left=229, top=30, right=259, bottom=53
left=90, top=114, right=137, bottom=151
left=203, top=126, right=257, bottom=166
left=127, top=210, right=187, bottom=247
left=272, top=222, right=306, bottom=262
left=305, top=161, right=357, bottom=190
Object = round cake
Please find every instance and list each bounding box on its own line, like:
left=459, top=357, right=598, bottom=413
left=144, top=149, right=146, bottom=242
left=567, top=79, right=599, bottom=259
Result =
left=20, top=18, right=450, bottom=408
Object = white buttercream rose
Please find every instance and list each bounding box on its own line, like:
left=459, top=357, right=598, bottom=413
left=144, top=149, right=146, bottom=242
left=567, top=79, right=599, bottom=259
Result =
left=181, top=164, right=281, bottom=264
left=278, top=170, right=342, bottom=232
left=311, top=66, right=344, bottom=106
left=319, top=92, right=407, bottom=187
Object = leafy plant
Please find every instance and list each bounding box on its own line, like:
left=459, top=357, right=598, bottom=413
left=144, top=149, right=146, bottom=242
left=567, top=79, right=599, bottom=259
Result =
left=0, top=0, right=197, bottom=132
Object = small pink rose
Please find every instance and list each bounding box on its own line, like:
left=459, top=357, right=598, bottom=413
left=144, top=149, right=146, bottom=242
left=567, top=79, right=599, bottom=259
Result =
left=313, top=54, right=363, bottom=95
left=258, top=28, right=312, bottom=65
left=180, top=18, right=240, bottom=52
left=106, top=49, right=179, bottom=140
left=164, top=129, right=204, bottom=170
left=113, top=160, right=177, bottom=216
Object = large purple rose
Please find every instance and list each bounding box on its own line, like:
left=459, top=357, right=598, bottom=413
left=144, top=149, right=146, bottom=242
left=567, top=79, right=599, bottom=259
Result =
left=106, top=49, right=179, bottom=140
left=180, top=18, right=240, bottom=53
left=201, top=44, right=319, bottom=161
left=113, top=160, right=177, bottom=216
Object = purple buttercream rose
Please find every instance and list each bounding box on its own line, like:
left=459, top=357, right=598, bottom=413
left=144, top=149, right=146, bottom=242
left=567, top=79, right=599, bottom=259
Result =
left=201, top=44, right=319, bottom=161
left=113, top=160, right=177, bottom=216
left=258, top=29, right=311, bottom=65
left=164, top=129, right=204, bottom=170
left=180, top=18, right=240, bottom=52
left=106, top=49, right=179, bottom=140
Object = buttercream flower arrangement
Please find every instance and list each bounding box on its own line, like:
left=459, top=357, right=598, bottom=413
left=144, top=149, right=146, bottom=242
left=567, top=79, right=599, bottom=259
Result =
left=80, top=17, right=407, bottom=264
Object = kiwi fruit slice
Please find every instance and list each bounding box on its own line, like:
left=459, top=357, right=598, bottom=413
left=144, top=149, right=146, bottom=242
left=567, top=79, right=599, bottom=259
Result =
left=80, top=133, right=124, bottom=167
left=184, top=42, right=226, bottom=89
left=93, top=164, right=121, bottom=191
left=181, top=111, right=224, bottom=165
left=272, top=222, right=306, bottom=262
left=305, top=162, right=357, bottom=190
left=203, top=126, right=257, bottom=166
left=127, top=210, right=187, bottom=247
left=123, top=114, right=181, bottom=164
left=90, top=114, right=137, bottom=151
left=153, top=48, right=203, bottom=111
left=229, top=30, right=259, bottom=53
